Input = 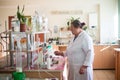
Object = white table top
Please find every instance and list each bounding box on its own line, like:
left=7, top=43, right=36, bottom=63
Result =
left=114, top=48, right=120, bottom=52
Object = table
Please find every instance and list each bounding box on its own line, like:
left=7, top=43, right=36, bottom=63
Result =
left=0, top=68, right=63, bottom=80
left=114, top=48, right=120, bottom=80
left=24, top=69, right=63, bottom=80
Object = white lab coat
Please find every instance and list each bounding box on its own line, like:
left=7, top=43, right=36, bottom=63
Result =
left=65, top=31, right=94, bottom=80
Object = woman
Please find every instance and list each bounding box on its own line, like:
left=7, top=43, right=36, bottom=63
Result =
left=55, top=19, right=94, bottom=80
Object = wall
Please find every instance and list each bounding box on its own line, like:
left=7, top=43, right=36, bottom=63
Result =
left=119, top=0, right=120, bottom=38
left=0, top=0, right=118, bottom=44
left=100, top=0, right=118, bottom=44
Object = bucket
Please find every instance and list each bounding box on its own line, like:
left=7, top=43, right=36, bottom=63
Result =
left=12, top=72, right=26, bottom=80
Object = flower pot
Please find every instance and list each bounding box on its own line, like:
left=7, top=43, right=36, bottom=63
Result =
left=67, top=27, right=71, bottom=31
left=20, top=24, right=26, bottom=32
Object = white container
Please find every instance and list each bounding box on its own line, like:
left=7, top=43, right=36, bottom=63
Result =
left=47, top=56, right=52, bottom=69
left=38, top=50, right=43, bottom=65
left=16, top=47, right=22, bottom=72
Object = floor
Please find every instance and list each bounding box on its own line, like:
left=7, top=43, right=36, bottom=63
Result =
left=27, top=70, right=115, bottom=80
left=22, top=70, right=115, bottom=80
left=93, top=70, right=115, bottom=80
left=0, top=70, right=115, bottom=80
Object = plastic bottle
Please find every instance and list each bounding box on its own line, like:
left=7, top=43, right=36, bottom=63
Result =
left=47, top=56, right=52, bottom=69
left=46, top=44, right=54, bottom=69
left=15, top=41, right=22, bottom=72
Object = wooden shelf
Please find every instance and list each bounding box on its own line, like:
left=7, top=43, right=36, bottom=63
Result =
left=0, top=68, right=16, bottom=74
left=59, top=36, right=72, bottom=39
left=2, top=47, right=42, bottom=53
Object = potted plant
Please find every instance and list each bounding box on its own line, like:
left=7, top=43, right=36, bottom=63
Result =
left=67, top=17, right=87, bottom=31
left=17, top=5, right=26, bottom=32
left=82, top=26, right=87, bottom=31
left=67, top=17, right=80, bottom=30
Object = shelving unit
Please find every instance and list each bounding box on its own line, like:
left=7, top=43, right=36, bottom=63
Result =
left=8, top=31, right=47, bottom=69
left=9, top=32, right=29, bottom=68
left=59, top=30, right=73, bottom=45
left=0, top=31, right=65, bottom=80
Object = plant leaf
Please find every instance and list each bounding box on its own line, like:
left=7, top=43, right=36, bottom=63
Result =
left=83, top=26, right=87, bottom=30
left=67, top=22, right=69, bottom=26
left=22, top=5, right=25, bottom=13
left=17, top=5, right=19, bottom=12
left=21, top=15, right=26, bottom=24
left=17, top=11, right=21, bottom=21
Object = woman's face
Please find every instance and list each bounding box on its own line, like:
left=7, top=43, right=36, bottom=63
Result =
left=70, top=24, right=81, bottom=35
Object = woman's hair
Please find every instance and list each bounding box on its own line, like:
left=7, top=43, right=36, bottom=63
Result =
left=71, top=19, right=85, bottom=28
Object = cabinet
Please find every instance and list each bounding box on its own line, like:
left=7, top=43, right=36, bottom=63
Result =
left=0, top=44, right=2, bottom=58
left=55, top=45, right=119, bottom=69
left=58, top=45, right=67, bottom=51
left=93, top=45, right=118, bottom=69
left=114, top=48, right=120, bottom=80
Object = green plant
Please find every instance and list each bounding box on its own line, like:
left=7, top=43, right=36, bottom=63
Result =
left=67, top=17, right=80, bottom=27
left=82, top=26, right=87, bottom=31
left=66, top=17, right=80, bottom=30
left=17, top=5, right=26, bottom=24
left=67, top=17, right=87, bottom=30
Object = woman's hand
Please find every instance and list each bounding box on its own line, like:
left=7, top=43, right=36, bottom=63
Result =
left=79, top=65, right=87, bottom=74
left=54, top=51, right=64, bottom=56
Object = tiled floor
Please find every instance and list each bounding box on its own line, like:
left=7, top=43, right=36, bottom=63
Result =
left=93, top=70, right=115, bottom=80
